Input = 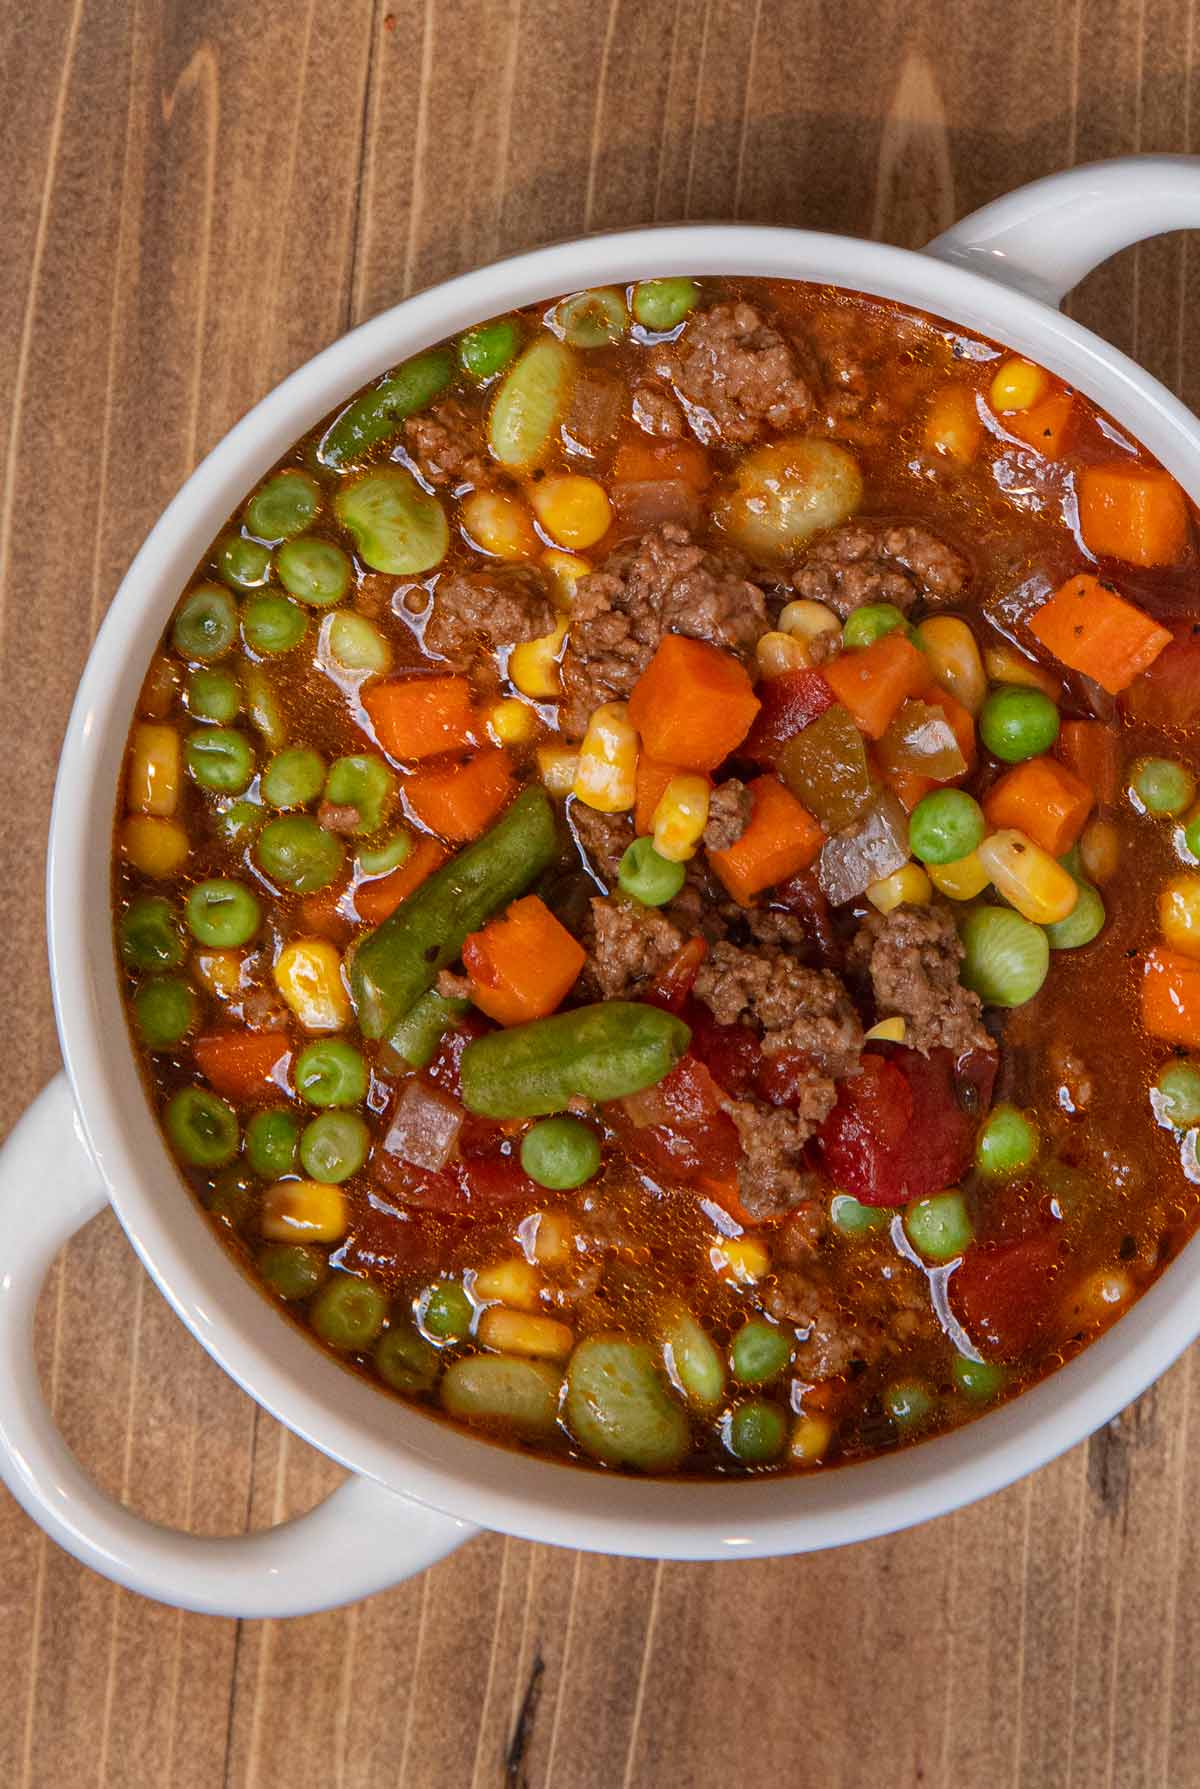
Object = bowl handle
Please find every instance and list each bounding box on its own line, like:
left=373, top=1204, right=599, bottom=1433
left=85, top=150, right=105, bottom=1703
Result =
left=925, top=154, right=1200, bottom=307
left=0, top=1075, right=474, bottom=1617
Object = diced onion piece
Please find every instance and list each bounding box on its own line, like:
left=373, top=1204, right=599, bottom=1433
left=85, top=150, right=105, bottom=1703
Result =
left=817, top=792, right=910, bottom=905
left=713, top=437, right=863, bottom=561
left=877, top=700, right=967, bottom=781
left=384, top=1080, right=465, bottom=1172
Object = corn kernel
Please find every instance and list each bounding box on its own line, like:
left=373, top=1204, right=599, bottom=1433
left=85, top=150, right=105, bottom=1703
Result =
left=989, top=356, right=1049, bottom=414
left=541, top=549, right=591, bottom=610
left=976, top=829, right=1078, bottom=924
left=573, top=701, right=638, bottom=812
left=1159, top=873, right=1200, bottom=960
left=778, top=598, right=841, bottom=645
left=789, top=1412, right=834, bottom=1463
left=1066, top=1268, right=1133, bottom=1326
left=756, top=630, right=810, bottom=677
left=261, top=1179, right=347, bottom=1243
left=461, top=487, right=538, bottom=561
left=528, top=1210, right=574, bottom=1267
left=273, top=937, right=351, bottom=1031
left=711, top=1235, right=770, bottom=1284
left=866, top=863, right=932, bottom=913
left=193, top=948, right=244, bottom=999
left=983, top=644, right=1060, bottom=700
left=473, top=1256, right=543, bottom=1311
left=324, top=610, right=394, bottom=675
left=486, top=697, right=539, bottom=746
left=927, top=851, right=990, bottom=901
left=529, top=474, right=612, bottom=550
left=536, top=743, right=580, bottom=797
left=127, top=722, right=182, bottom=817
left=476, top=1305, right=574, bottom=1361
left=864, top=1017, right=907, bottom=1044
left=139, top=655, right=179, bottom=720
left=924, top=383, right=983, bottom=463
left=1080, top=816, right=1121, bottom=884
left=509, top=620, right=567, bottom=699
left=652, top=773, right=710, bottom=863
left=120, top=815, right=189, bottom=877
left=915, top=616, right=986, bottom=716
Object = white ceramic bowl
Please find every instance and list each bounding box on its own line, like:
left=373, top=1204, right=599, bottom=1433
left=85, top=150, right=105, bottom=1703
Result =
left=3, top=157, right=1200, bottom=1618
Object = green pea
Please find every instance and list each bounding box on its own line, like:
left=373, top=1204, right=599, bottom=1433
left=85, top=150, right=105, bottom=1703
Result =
left=165, top=1086, right=239, bottom=1168
left=904, top=1190, right=973, bottom=1262
left=277, top=536, right=352, bottom=608
left=185, top=727, right=255, bottom=794
left=374, top=1319, right=440, bottom=1391
left=245, top=469, right=320, bottom=543
left=1152, top=1059, right=1200, bottom=1129
left=358, top=831, right=413, bottom=877
left=884, top=1378, right=935, bottom=1432
left=520, top=1115, right=602, bottom=1190
left=631, top=277, right=699, bottom=333
left=830, top=1192, right=888, bottom=1236
left=418, top=1280, right=473, bottom=1342
left=1043, top=880, right=1105, bottom=949
left=172, top=584, right=238, bottom=662
left=244, top=1107, right=301, bottom=1179
left=203, top=1165, right=254, bottom=1230
left=299, top=1111, right=370, bottom=1183
left=242, top=591, right=308, bottom=656
left=215, top=534, right=272, bottom=591
left=311, top=1273, right=387, bottom=1351
left=262, top=747, right=327, bottom=810
left=324, top=754, right=396, bottom=834
left=457, top=315, right=522, bottom=381
left=214, top=798, right=265, bottom=848
left=550, top=287, right=629, bottom=348
left=257, top=1242, right=328, bottom=1301
left=119, top=895, right=183, bottom=972
left=726, top=1397, right=787, bottom=1463
left=979, top=686, right=1060, bottom=763
left=185, top=667, right=241, bottom=725
left=1129, top=755, right=1197, bottom=818
left=975, top=1103, right=1039, bottom=1178
left=843, top=603, right=909, bottom=651
left=294, top=1038, right=368, bottom=1108
left=952, top=1354, right=1007, bottom=1404
left=256, top=816, right=345, bottom=892
left=185, top=879, right=262, bottom=948
left=730, top=1321, right=792, bottom=1385
left=133, top=975, right=196, bottom=1049
left=909, top=789, right=986, bottom=864
left=960, top=906, right=1049, bottom=1008
left=618, top=837, right=687, bottom=907
left=1182, top=810, right=1200, bottom=861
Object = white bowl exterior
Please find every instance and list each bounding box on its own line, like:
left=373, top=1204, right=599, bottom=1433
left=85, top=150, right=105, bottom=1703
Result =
left=50, top=222, right=1200, bottom=1561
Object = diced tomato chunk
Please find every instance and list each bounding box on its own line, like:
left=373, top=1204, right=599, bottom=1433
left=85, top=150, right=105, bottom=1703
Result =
left=684, top=1002, right=764, bottom=1099
left=950, top=1231, right=1064, bottom=1360
left=644, top=937, right=708, bottom=1012
left=743, top=669, right=835, bottom=766
left=1122, top=619, right=1200, bottom=730
left=816, top=1047, right=977, bottom=1207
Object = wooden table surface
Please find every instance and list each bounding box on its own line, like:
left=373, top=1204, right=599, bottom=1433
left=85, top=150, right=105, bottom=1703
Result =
left=2, top=3, right=1198, bottom=1784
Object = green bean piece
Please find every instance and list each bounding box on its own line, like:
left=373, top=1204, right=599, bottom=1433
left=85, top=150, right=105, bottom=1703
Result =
left=185, top=727, right=255, bottom=795
left=565, top=1337, right=689, bottom=1471
left=726, top=1398, right=787, bottom=1463
left=244, top=1107, right=301, bottom=1179
left=843, top=603, right=909, bottom=651
left=457, top=316, right=521, bottom=382
left=618, top=838, right=687, bottom=907
left=294, top=1038, right=368, bottom=1108
left=418, top=1280, right=473, bottom=1342
left=631, top=278, right=699, bottom=332
left=461, top=1003, right=691, bottom=1120
left=1151, top=1059, right=1200, bottom=1129
left=358, top=830, right=413, bottom=877
left=242, top=663, right=286, bottom=750
left=277, top=536, right=352, bottom=608
left=374, top=1319, right=439, bottom=1391
left=960, top=906, right=1049, bottom=1008
left=1129, top=755, right=1197, bottom=818
left=119, top=895, right=183, bottom=972
left=256, top=815, right=345, bottom=893
left=185, top=667, right=241, bottom=724
left=1043, top=880, right=1105, bottom=949
left=351, top=785, right=559, bottom=1038
left=165, top=1087, right=239, bottom=1168
left=214, top=798, right=265, bottom=849
left=980, top=686, right=1060, bottom=763
left=903, top=1190, right=973, bottom=1262
left=311, top=1274, right=388, bottom=1351
left=384, top=990, right=469, bottom=1071
left=133, top=975, right=196, bottom=1049
left=172, top=584, right=238, bottom=662
left=975, top=1104, right=1039, bottom=1177
left=215, top=533, right=272, bottom=591
left=203, top=1166, right=254, bottom=1230
left=262, top=747, right=327, bottom=810
left=299, top=1110, right=370, bottom=1183
left=884, top=1378, right=935, bottom=1432
left=185, top=878, right=262, bottom=948
left=441, top=1355, right=562, bottom=1432
left=318, top=347, right=455, bottom=470
left=242, top=591, right=308, bottom=656
left=324, top=754, right=396, bottom=833
left=909, top=790, right=986, bottom=865
left=257, top=1242, right=328, bottom=1301
left=730, top=1321, right=792, bottom=1386
left=334, top=465, right=449, bottom=576
left=244, top=468, right=321, bottom=542
left=830, top=1192, right=888, bottom=1236
left=520, top=1116, right=601, bottom=1189
left=549, top=288, right=629, bottom=348
left=952, top=1354, right=1007, bottom=1404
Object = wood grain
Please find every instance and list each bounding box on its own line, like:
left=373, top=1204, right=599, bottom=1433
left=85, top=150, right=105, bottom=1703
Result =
left=0, top=2, right=1197, bottom=1783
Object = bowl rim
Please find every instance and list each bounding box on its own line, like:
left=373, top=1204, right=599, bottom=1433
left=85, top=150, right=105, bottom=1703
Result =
left=49, top=219, right=1200, bottom=1559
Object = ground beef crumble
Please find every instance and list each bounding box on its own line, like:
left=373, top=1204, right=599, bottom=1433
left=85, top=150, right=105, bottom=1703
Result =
left=579, top=896, right=686, bottom=1001
left=631, top=384, right=685, bottom=437
left=653, top=301, right=814, bottom=444
left=792, top=519, right=969, bottom=618
left=848, top=902, right=993, bottom=1058
left=423, top=565, right=557, bottom=667
left=692, top=940, right=863, bottom=1073
left=703, top=779, right=752, bottom=852
left=404, top=398, right=492, bottom=489
left=569, top=803, right=633, bottom=889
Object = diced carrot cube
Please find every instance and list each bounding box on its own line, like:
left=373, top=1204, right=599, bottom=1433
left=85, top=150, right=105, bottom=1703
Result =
left=352, top=836, right=448, bottom=925
left=462, top=895, right=586, bottom=1027
left=193, top=1031, right=292, bottom=1103
left=1142, top=946, right=1200, bottom=1049
left=709, top=775, right=824, bottom=905
left=1077, top=464, right=1190, bottom=568
left=1055, top=719, right=1121, bottom=807
left=628, top=635, right=760, bottom=772
left=983, top=756, right=1095, bottom=857
left=821, top=633, right=929, bottom=740
left=1028, top=574, right=1172, bottom=695
left=405, top=750, right=514, bottom=841
left=364, top=675, right=478, bottom=761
